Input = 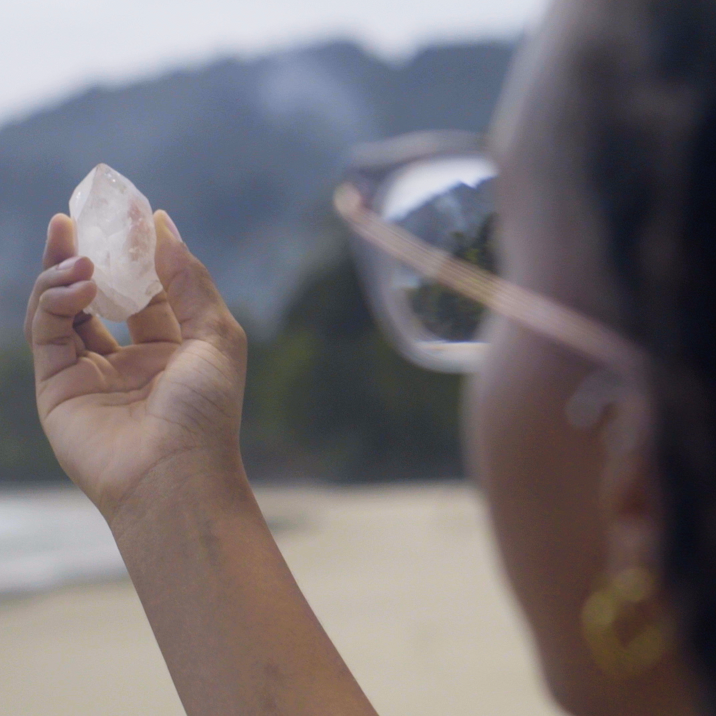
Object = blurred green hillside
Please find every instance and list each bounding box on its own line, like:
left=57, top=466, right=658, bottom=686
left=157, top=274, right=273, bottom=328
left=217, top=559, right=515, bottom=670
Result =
left=0, top=347, right=60, bottom=483
left=242, top=257, right=462, bottom=483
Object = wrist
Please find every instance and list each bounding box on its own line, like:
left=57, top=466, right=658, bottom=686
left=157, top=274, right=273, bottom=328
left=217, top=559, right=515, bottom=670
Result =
left=106, top=448, right=253, bottom=540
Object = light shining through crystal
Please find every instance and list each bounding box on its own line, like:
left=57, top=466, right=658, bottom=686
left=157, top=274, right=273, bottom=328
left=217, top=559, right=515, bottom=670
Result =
left=69, top=164, right=162, bottom=322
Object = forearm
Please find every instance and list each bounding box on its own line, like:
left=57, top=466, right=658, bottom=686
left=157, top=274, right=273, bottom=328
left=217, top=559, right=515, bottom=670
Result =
left=109, top=453, right=378, bottom=716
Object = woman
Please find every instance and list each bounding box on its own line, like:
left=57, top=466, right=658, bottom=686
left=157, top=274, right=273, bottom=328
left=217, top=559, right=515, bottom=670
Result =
left=23, top=0, right=715, bottom=713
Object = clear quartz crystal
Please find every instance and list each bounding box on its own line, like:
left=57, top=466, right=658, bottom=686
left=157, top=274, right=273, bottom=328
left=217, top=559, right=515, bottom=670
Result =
left=69, top=164, right=162, bottom=322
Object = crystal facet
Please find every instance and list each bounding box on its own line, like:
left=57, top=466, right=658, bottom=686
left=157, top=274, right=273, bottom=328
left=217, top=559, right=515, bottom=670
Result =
left=69, top=164, right=162, bottom=322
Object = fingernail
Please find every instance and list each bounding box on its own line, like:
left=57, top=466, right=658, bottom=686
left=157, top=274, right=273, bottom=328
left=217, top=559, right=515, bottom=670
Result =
left=57, top=256, right=80, bottom=270
left=162, top=212, right=184, bottom=243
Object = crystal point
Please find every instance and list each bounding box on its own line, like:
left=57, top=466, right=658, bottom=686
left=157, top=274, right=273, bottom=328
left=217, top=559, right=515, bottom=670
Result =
left=69, top=164, right=162, bottom=322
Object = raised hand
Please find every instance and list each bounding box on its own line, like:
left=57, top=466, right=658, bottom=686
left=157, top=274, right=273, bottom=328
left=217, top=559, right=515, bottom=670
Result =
left=25, top=211, right=247, bottom=524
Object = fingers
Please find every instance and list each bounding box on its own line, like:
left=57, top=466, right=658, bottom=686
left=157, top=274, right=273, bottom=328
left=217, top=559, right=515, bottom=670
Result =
left=153, top=210, right=244, bottom=353
left=127, top=289, right=182, bottom=344
left=73, top=313, right=121, bottom=355
left=28, top=215, right=120, bottom=356
left=26, top=215, right=77, bottom=344
left=127, top=258, right=182, bottom=343
left=32, top=279, right=97, bottom=382
left=125, top=212, right=187, bottom=345
left=42, top=213, right=75, bottom=270
left=28, top=247, right=99, bottom=382
left=26, top=255, right=94, bottom=345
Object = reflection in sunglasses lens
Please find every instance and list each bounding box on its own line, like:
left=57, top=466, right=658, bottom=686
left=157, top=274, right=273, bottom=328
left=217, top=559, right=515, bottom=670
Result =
left=379, top=158, right=496, bottom=345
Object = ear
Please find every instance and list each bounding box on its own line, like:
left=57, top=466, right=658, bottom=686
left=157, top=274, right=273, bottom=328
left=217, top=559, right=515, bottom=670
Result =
left=600, top=397, right=662, bottom=578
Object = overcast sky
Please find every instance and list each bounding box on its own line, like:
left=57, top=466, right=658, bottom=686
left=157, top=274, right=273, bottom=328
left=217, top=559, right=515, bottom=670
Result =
left=1, top=0, right=549, bottom=126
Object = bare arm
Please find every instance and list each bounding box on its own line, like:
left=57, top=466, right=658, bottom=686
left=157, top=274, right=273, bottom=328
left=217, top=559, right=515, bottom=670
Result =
left=111, top=455, right=376, bottom=716
left=25, top=212, right=378, bottom=716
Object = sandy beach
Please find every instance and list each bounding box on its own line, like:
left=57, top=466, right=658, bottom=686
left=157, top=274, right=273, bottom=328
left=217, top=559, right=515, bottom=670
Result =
left=0, top=482, right=563, bottom=715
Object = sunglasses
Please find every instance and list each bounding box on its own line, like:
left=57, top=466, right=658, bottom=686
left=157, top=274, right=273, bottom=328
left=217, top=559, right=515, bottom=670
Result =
left=334, top=130, right=645, bottom=380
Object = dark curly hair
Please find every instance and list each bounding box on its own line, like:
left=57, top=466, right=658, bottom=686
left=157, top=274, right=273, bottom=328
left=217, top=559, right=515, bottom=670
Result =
left=579, top=0, right=716, bottom=706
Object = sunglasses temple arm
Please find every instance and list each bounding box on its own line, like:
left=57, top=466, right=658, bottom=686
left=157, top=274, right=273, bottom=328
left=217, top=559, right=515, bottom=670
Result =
left=334, top=183, right=646, bottom=379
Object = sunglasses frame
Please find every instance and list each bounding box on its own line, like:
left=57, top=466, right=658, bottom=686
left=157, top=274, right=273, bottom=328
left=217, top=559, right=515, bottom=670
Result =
left=334, top=130, right=646, bottom=379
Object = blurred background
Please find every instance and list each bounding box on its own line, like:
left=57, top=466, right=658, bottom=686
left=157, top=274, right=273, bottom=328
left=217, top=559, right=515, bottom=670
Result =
left=0, top=1, right=564, bottom=714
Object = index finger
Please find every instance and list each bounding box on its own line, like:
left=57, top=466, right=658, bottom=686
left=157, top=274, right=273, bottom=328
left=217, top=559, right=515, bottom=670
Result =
left=26, top=215, right=76, bottom=345
left=43, top=213, right=75, bottom=269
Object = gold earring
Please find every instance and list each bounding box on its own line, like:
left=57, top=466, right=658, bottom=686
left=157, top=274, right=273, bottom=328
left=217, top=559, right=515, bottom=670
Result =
left=581, top=567, right=669, bottom=679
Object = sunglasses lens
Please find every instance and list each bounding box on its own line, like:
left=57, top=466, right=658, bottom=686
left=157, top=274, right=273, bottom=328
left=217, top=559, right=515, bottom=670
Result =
left=352, top=154, right=497, bottom=373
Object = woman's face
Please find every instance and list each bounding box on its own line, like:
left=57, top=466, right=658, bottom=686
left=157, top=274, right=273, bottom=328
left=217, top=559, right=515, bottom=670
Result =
left=462, top=1, right=695, bottom=713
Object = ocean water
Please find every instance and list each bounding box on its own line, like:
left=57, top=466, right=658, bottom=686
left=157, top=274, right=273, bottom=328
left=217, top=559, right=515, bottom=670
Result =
left=0, top=487, right=126, bottom=598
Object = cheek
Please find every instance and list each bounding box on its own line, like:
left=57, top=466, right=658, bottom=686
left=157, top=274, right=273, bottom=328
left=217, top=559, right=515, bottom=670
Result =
left=469, top=323, right=577, bottom=589
left=463, top=321, right=607, bottom=686
left=469, top=322, right=603, bottom=563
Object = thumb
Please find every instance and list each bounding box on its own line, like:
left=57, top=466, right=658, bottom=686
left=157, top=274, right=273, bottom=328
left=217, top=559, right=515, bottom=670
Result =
left=153, top=210, right=233, bottom=343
